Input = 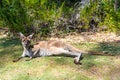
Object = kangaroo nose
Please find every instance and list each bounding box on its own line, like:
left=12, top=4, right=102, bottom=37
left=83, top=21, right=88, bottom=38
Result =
left=24, top=41, right=28, bottom=45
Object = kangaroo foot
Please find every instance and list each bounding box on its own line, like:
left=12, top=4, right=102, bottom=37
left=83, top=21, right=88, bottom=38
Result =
left=74, top=59, right=82, bottom=65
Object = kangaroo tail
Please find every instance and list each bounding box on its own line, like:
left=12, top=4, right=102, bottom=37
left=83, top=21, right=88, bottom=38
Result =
left=88, top=51, right=114, bottom=56
left=67, top=44, right=113, bottom=56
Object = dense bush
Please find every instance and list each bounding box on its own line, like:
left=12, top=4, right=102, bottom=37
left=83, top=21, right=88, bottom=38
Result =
left=0, top=0, right=120, bottom=36
left=0, top=0, right=29, bottom=33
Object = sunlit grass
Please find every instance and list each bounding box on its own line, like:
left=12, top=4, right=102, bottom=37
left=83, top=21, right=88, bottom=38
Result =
left=0, top=38, right=120, bottom=80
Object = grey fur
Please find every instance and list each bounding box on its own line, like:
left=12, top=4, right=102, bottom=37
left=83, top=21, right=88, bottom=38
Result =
left=13, top=33, right=82, bottom=64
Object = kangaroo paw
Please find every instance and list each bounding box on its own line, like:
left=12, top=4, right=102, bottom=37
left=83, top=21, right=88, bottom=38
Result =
left=13, top=59, right=19, bottom=62
left=13, top=57, right=23, bottom=62
left=74, top=59, right=82, bottom=65
left=13, top=60, right=17, bottom=62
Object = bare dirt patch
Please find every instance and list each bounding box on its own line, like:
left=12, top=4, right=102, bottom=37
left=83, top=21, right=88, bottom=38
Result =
left=49, top=32, right=120, bottom=44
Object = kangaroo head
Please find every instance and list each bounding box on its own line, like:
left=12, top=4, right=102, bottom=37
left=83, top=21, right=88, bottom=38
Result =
left=19, top=32, right=34, bottom=47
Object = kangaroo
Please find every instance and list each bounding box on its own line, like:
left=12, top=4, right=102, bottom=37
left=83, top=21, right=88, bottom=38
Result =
left=13, top=32, right=111, bottom=64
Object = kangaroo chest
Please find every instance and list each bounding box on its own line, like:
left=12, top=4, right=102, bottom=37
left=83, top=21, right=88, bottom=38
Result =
left=22, top=48, right=32, bottom=57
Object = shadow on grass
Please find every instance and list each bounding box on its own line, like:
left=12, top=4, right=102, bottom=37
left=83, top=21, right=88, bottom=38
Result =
left=76, top=41, right=120, bottom=69
left=0, top=38, right=21, bottom=56
left=96, top=42, right=120, bottom=55
left=81, top=55, right=97, bottom=69
left=0, top=38, right=20, bottom=47
left=77, top=41, right=120, bottom=55
left=0, top=38, right=22, bottom=68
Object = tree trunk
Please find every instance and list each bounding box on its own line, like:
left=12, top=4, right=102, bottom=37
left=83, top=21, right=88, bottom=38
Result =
left=114, top=0, right=118, bottom=11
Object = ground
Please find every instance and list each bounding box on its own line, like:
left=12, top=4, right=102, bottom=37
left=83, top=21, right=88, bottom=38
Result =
left=0, top=32, right=120, bottom=80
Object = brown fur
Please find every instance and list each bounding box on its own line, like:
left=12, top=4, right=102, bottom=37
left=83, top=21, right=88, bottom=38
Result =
left=13, top=33, right=113, bottom=64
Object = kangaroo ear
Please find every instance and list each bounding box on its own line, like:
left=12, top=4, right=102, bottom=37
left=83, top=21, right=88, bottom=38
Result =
left=19, top=32, right=25, bottom=39
left=27, top=33, right=34, bottom=39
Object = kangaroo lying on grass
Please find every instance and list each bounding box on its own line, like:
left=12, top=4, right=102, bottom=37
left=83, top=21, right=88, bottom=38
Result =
left=13, top=32, right=111, bottom=64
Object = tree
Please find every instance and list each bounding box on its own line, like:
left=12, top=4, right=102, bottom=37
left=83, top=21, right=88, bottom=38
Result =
left=114, top=0, right=118, bottom=11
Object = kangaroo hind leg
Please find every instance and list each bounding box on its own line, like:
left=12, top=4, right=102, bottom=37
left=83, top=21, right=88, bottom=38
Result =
left=67, top=52, right=82, bottom=65
left=59, top=49, right=82, bottom=65
left=73, top=52, right=82, bottom=65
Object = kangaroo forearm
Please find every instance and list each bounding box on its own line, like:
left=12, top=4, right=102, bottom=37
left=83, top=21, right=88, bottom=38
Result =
left=13, top=56, right=23, bottom=62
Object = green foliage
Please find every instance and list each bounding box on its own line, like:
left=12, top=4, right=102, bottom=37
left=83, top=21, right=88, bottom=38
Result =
left=0, top=0, right=30, bottom=33
left=80, top=0, right=120, bottom=32
left=0, top=0, right=120, bottom=35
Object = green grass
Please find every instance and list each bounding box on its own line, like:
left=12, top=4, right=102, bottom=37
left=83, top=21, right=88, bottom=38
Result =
left=0, top=38, right=120, bottom=80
